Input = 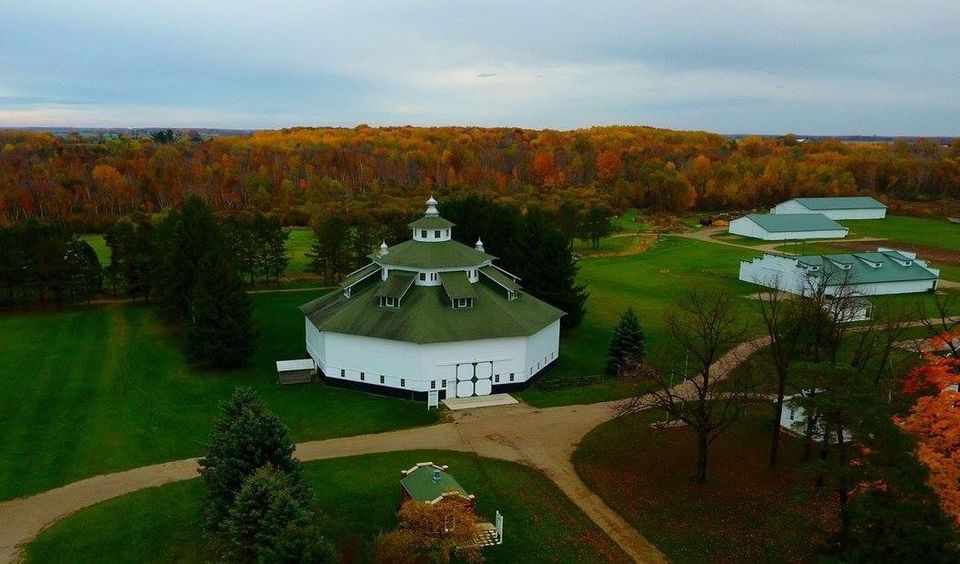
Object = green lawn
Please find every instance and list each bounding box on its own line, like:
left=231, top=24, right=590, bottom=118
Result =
left=573, top=407, right=838, bottom=563
left=80, top=234, right=110, bottom=266
left=26, top=451, right=629, bottom=564
left=522, top=237, right=760, bottom=407
left=842, top=215, right=960, bottom=250
left=572, top=234, right=646, bottom=256
left=0, top=291, right=437, bottom=502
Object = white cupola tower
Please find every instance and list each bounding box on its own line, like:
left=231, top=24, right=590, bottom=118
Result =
left=475, top=238, right=484, bottom=252
left=410, top=196, right=454, bottom=242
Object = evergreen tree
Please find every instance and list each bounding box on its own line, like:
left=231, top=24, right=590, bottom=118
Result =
left=516, top=207, right=588, bottom=329
left=126, top=218, right=156, bottom=302
left=306, top=215, right=350, bottom=280
left=199, top=389, right=302, bottom=537
left=222, top=465, right=313, bottom=561
left=555, top=200, right=584, bottom=247
left=606, top=308, right=646, bottom=375
left=187, top=251, right=255, bottom=368
left=580, top=206, right=613, bottom=249
left=154, top=197, right=221, bottom=322
left=64, top=238, right=103, bottom=303
left=104, top=218, right=136, bottom=295
left=256, top=214, right=289, bottom=283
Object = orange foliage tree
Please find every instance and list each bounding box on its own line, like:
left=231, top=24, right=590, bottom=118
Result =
left=900, top=327, right=960, bottom=526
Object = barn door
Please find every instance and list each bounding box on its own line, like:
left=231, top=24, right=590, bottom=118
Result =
left=456, top=364, right=474, bottom=398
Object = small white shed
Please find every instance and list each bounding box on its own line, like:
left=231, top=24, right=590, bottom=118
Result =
left=276, top=359, right=315, bottom=385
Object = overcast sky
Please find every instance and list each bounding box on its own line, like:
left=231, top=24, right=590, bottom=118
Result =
left=1, top=1, right=958, bottom=135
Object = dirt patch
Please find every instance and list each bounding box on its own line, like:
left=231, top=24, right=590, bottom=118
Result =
left=828, top=241, right=960, bottom=266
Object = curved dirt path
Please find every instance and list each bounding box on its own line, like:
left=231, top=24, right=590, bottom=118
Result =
left=0, top=334, right=766, bottom=564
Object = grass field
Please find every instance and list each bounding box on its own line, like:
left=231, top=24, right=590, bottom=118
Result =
left=26, top=450, right=629, bottom=564
left=521, top=236, right=760, bottom=407
left=842, top=215, right=960, bottom=250
left=573, top=407, right=838, bottom=563
left=0, top=291, right=437, bottom=502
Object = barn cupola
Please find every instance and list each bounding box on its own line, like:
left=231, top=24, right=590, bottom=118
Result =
left=409, top=196, right=455, bottom=242
left=475, top=238, right=484, bottom=252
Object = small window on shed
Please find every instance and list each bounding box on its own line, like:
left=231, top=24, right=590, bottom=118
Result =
left=419, top=272, right=426, bottom=281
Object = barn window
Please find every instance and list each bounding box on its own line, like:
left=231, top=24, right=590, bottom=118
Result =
left=400, top=378, right=406, bottom=388
left=360, top=372, right=365, bottom=381
left=380, top=375, right=385, bottom=384
left=434, top=230, right=441, bottom=238
left=419, top=272, right=426, bottom=281
left=340, top=369, right=345, bottom=378
left=421, top=230, right=427, bottom=238
left=442, top=380, right=447, bottom=388
left=495, top=374, right=500, bottom=383
left=509, top=373, right=515, bottom=382
left=430, top=380, right=436, bottom=389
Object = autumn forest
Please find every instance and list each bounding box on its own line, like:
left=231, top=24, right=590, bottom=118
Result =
left=2, top=125, right=960, bottom=229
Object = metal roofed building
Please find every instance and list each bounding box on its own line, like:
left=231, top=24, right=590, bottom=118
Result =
left=739, top=247, right=940, bottom=296
left=728, top=212, right=849, bottom=240
left=400, top=462, right=475, bottom=506
left=771, top=196, right=887, bottom=220
left=300, top=197, right=563, bottom=400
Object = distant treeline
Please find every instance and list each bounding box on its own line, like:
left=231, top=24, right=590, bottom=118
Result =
left=2, top=126, right=959, bottom=229
left=0, top=207, right=287, bottom=314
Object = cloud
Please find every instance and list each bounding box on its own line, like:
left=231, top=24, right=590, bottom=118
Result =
left=0, top=0, right=958, bottom=134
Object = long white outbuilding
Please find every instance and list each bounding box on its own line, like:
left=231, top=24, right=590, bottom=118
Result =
left=770, top=196, right=887, bottom=220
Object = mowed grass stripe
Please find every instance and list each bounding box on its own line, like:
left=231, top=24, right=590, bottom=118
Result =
left=0, top=291, right=438, bottom=501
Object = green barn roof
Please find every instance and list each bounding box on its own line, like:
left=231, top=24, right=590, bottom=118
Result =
left=301, top=279, right=563, bottom=344
left=373, top=239, right=495, bottom=269
left=480, top=265, right=521, bottom=292
left=375, top=271, right=416, bottom=300
left=401, top=464, right=469, bottom=502
left=409, top=216, right=456, bottom=230
left=439, top=271, right=476, bottom=300
left=790, top=196, right=886, bottom=210
left=745, top=213, right=847, bottom=233
left=791, top=250, right=938, bottom=285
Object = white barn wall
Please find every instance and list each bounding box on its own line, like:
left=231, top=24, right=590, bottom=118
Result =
left=728, top=217, right=846, bottom=240
left=772, top=200, right=886, bottom=220
left=307, top=326, right=558, bottom=394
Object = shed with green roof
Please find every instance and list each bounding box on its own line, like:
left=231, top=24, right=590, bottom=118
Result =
left=729, top=212, right=848, bottom=241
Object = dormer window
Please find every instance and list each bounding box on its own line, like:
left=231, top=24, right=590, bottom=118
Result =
left=379, top=296, right=398, bottom=308
left=434, top=229, right=441, bottom=238
left=452, top=297, right=473, bottom=309
left=421, top=229, right=427, bottom=238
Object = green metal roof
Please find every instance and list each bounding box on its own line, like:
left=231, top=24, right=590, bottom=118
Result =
left=302, top=279, right=563, bottom=344
left=790, top=196, right=886, bottom=210
left=373, top=239, right=495, bottom=269
left=439, top=271, right=476, bottom=300
left=401, top=464, right=469, bottom=502
left=409, top=216, right=455, bottom=230
left=479, top=265, right=521, bottom=292
left=745, top=213, right=846, bottom=233
left=375, top=271, right=416, bottom=300
left=339, top=263, right=380, bottom=289
left=792, top=250, right=938, bottom=285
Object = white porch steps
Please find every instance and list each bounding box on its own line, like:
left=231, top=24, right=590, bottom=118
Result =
left=441, top=393, right=517, bottom=411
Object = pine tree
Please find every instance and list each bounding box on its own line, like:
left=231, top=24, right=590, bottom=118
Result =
left=199, top=389, right=302, bottom=538
left=606, top=308, right=646, bottom=375
left=154, top=197, right=220, bottom=322
left=187, top=251, right=255, bottom=369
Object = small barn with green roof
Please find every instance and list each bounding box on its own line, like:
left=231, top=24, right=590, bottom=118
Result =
left=400, top=462, right=475, bottom=507
left=300, top=197, right=563, bottom=400
left=729, top=212, right=848, bottom=240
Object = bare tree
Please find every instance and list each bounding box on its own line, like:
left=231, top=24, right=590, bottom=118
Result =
left=848, top=299, right=912, bottom=387
left=918, top=291, right=959, bottom=357
left=617, top=288, right=750, bottom=484
left=754, top=278, right=804, bottom=468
